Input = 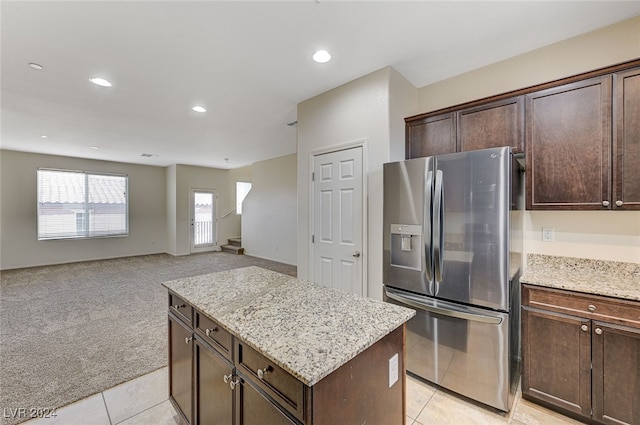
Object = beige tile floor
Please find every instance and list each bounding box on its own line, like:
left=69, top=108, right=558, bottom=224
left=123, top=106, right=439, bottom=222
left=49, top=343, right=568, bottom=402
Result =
left=22, top=368, right=585, bottom=425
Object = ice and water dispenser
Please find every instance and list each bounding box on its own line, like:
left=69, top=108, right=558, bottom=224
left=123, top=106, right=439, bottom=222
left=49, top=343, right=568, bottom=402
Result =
left=389, top=224, right=422, bottom=271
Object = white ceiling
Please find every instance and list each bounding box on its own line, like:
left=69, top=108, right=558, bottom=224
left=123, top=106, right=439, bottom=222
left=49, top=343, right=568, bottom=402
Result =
left=2, top=1, right=639, bottom=169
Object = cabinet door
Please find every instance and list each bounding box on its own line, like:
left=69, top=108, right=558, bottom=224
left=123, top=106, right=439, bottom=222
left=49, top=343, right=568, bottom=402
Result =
left=169, top=315, right=193, bottom=425
left=405, top=112, right=456, bottom=159
left=457, top=96, right=524, bottom=153
left=236, top=379, right=297, bottom=425
left=521, top=306, right=591, bottom=417
left=194, top=339, right=234, bottom=425
left=613, top=67, right=640, bottom=210
left=592, top=321, right=640, bottom=425
left=526, top=76, right=612, bottom=210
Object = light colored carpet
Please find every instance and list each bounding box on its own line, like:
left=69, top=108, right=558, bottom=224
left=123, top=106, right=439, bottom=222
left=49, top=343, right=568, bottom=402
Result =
left=0, top=252, right=296, bottom=425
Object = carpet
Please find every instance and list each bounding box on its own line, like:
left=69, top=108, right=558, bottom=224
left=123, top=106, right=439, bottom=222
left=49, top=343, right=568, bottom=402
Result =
left=0, top=252, right=296, bottom=425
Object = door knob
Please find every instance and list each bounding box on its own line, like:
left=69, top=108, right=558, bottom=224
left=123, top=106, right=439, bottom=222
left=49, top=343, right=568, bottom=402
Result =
left=352, top=251, right=361, bottom=258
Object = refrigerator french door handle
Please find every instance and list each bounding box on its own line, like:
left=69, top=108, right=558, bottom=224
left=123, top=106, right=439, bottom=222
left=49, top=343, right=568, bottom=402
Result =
left=424, top=170, right=434, bottom=288
left=384, top=288, right=502, bottom=325
left=433, top=170, right=444, bottom=286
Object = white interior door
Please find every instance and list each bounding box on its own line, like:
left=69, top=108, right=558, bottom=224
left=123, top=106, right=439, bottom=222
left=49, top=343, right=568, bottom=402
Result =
left=312, top=146, right=364, bottom=296
left=191, top=189, right=217, bottom=253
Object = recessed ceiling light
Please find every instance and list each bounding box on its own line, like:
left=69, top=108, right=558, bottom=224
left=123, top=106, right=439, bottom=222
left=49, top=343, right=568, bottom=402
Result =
left=40, top=134, right=48, bottom=139
left=91, top=145, right=100, bottom=149
left=312, top=50, right=331, bottom=63
left=29, top=63, right=44, bottom=70
left=192, top=106, right=206, bottom=113
left=89, top=77, right=112, bottom=87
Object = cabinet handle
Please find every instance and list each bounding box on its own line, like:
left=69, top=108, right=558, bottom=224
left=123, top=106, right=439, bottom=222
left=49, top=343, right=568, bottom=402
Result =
left=229, top=377, right=241, bottom=390
left=205, top=327, right=218, bottom=336
left=223, top=373, right=241, bottom=389
left=595, top=328, right=603, bottom=335
left=602, top=200, right=610, bottom=207
left=581, top=325, right=588, bottom=332
left=257, top=366, right=272, bottom=380
left=616, top=200, right=623, bottom=207
left=173, top=304, right=186, bottom=310
left=185, top=336, right=193, bottom=344
left=588, top=304, right=596, bottom=312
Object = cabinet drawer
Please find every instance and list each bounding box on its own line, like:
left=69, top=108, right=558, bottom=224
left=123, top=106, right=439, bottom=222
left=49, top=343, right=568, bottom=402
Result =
left=523, top=285, right=640, bottom=327
left=235, top=341, right=305, bottom=422
left=195, top=311, right=232, bottom=359
left=169, top=293, right=193, bottom=327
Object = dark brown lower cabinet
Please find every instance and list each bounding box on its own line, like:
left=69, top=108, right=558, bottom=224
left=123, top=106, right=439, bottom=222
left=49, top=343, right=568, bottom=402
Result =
left=169, top=315, right=194, bottom=425
left=237, top=379, right=297, bottom=425
left=194, top=339, right=234, bottom=425
left=521, top=307, right=591, bottom=417
left=592, top=322, right=640, bottom=425
left=522, top=284, right=640, bottom=425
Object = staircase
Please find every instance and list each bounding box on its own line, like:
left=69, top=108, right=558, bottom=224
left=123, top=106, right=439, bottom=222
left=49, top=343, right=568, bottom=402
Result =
left=221, top=237, right=244, bottom=255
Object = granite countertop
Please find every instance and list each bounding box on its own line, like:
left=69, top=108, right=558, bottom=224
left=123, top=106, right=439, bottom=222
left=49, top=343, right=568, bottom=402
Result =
left=520, top=254, right=640, bottom=301
left=162, top=266, right=415, bottom=386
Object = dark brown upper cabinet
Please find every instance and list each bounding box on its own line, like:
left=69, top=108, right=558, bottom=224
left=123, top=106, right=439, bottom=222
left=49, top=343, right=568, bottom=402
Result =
left=405, top=112, right=456, bottom=159
left=458, top=96, right=524, bottom=154
left=613, top=67, right=640, bottom=210
left=526, top=75, right=613, bottom=210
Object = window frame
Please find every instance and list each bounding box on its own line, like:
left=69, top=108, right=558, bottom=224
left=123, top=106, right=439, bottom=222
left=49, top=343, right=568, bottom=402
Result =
left=37, top=168, right=129, bottom=240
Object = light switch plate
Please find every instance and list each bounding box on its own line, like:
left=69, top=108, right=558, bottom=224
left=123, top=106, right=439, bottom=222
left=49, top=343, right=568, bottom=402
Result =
left=542, top=227, right=555, bottom=242
left=389, top=353, right=399, bottom=388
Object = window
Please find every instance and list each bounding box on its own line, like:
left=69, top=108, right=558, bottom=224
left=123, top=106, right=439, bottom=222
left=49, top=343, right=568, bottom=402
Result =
left=236, top=181, right=252, bottom=214
left=37, top=169, right=128, bottom=240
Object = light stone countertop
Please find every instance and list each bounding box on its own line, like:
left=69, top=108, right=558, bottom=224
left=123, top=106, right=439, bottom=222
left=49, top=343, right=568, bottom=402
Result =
left=162, top=266, right=415, bottom=386
left=520, top=254, right=640, bottom=301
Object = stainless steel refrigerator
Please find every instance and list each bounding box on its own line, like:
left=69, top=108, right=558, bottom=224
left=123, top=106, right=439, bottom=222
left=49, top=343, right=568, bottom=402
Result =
left=383, top=146, right=523, bottom=412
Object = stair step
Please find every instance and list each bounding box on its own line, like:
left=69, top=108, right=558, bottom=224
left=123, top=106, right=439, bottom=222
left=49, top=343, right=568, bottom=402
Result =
left=221, top=244, right=244, bottom=255
left=228, top=237, right=242, bottom=247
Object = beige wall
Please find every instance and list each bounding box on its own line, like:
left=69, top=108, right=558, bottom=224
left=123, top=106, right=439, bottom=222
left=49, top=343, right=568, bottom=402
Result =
left=415, top=15, right=640, bottom=264
left=0, top=150, right=167, bottom=269
left=242, top=154, right=296, bottom=265
left=171, top=164, right=237, bottom=256
left=228, top=164, right=253, bottom=238
left=297, top=67, right=417, bottom=299
left=417, top=16, right=640, bottom=113
left=389, top=67, right=418, bottom=161
left=166, top=164, right=177, bottom=255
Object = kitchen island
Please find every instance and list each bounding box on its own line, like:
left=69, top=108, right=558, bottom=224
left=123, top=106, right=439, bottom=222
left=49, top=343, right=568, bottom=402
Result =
left=162, top=266, right=415, bottom=425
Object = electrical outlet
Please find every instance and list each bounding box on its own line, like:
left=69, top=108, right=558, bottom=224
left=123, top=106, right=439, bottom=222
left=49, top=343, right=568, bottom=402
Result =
left=389, top=353, right=399, bottom=388
left=542, top=227, right=555, bottom=242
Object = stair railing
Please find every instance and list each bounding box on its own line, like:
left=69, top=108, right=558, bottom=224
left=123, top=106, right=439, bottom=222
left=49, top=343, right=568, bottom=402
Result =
left=220, top=207, right=236, bottom=219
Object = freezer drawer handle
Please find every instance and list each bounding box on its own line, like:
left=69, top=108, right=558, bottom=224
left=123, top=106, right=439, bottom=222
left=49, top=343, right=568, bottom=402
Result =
left=385, top=289, right=502, bottom=325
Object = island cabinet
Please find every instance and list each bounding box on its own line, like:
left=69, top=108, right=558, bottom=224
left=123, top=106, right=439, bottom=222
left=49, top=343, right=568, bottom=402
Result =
left=613, top=66, right=640, bottom=210
left=168, top=294, right=194, bottom=425
left=164, top=267, right=414, bottom=425
left=521, top=284, right=640, bottom=425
